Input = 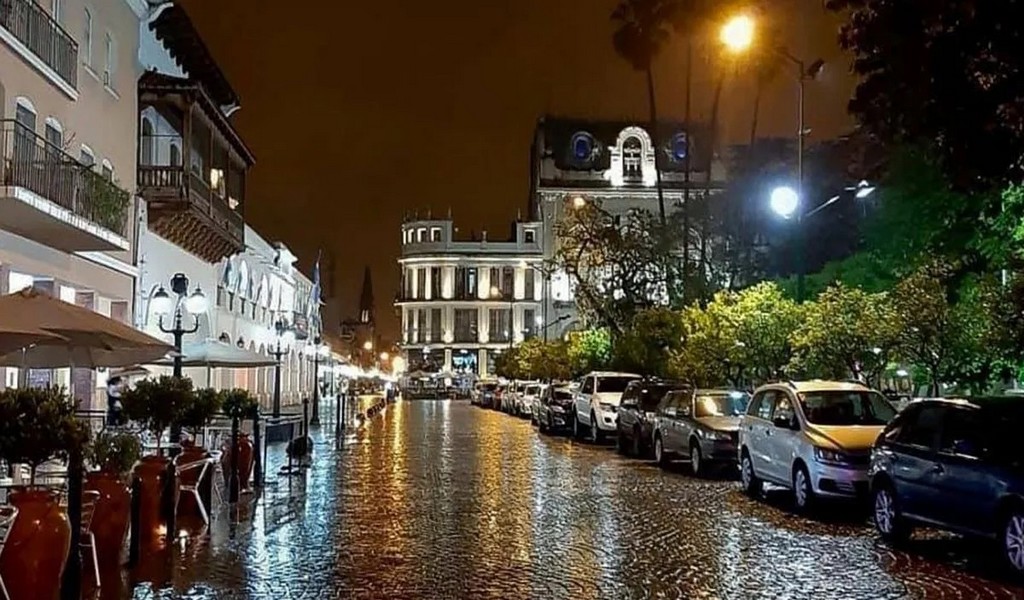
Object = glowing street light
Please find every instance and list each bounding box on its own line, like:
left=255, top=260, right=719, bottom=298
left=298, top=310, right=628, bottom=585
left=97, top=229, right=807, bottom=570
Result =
left=363, top=340, right=373, bottom=351
left=380, top=351, right=390, bottom=362
left=770, top=186, right=799, bottom=219
left=571, top=195, right=586, bottom=209
left=720, top=14, right=755, bottom=53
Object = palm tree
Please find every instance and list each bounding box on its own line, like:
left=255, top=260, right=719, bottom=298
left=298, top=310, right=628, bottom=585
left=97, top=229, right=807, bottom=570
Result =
left=743, top=22, right=785, bottom=146
left=611, top=0, right=677, bottom=226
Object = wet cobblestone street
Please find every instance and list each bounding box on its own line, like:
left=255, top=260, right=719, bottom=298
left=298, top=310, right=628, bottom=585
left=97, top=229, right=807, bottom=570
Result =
left=118, top=399, right=1024, bottom=599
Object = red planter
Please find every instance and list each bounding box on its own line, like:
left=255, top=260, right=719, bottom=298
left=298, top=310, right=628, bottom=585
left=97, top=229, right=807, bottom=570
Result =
left=133, top=456, right=177, bottom=544
left=83, top=470, right=131, bottom=567
left=0, top=488, right=71, bottom=600
left=220, top=433, right=254, bottom=494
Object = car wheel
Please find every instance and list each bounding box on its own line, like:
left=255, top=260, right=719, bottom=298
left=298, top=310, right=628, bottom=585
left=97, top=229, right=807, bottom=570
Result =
left=654, top=434, right=669, bottom=468
left=632, top=427, right=643, bottom=458
left=572, top=411, right=583, bottom=439
left=740, top=450, right=762, bottom=497
left=616, top=430, right=627, bottom=454
left=873, top=482, right=911, bottom=544
left=1003, top=509, right=1024, bottom=575
left=793, top=464, right=815, bottom=512
left=590, top=412, right=603, bottom=444
left=539, top=414, right=548, bottom=434
left=690, top=440, right=705, bottom=478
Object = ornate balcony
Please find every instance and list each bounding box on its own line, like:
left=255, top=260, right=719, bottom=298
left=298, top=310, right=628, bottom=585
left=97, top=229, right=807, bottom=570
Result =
left=0, top=0, right=78, bottom=91
left=138, top=72, right=253, bottom=263
left=0, top=120, right=130, bottom=252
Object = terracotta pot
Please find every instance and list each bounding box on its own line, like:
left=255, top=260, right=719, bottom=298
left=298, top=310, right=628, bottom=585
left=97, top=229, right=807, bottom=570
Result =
left=0, top=487, right=71, bottom=600
left=220, top=433, right=254, bottom=493
left=175, top=444, right=212, bottom=518
left=83, top=470, right=131, bottom=567
left=133, top=456, right=177, bottom=544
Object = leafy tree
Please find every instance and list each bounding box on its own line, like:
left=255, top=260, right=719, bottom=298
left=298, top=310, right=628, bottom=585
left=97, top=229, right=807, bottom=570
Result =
left=534, top=340, right=574, bottom=382
left=612, top=307, right=684, bottom=377
left=567, top=329, right=612, bottom=377
left=827, top=0, right=1024, bottom=191
left=789, top=284, right=900, bottom=384
left=731, top=282, right=802, bottom=384
left=670, top=292, right=742, bottom=387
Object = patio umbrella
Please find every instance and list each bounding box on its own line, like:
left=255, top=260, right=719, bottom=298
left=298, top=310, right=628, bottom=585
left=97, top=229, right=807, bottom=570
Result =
left=150, top=339, right=278, bottom=368
left=0, top=327, right=67, bottom=355
left=0, top=288, right=173, bottom=368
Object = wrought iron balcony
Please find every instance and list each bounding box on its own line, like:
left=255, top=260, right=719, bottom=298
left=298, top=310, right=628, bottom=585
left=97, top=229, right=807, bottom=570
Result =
left=0, top=0, right=78, bottom=89
left=0, top=120, right=131, bottom=251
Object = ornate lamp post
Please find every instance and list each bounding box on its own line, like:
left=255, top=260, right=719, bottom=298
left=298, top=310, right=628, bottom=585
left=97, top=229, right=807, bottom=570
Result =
left=305, top=336, right=328, bottom=426
left=271, top=318, right=295, bottom=418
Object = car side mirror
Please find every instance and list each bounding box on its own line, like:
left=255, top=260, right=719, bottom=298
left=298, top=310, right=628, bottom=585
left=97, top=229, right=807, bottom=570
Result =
left=773, top=414, right=797, bottom=430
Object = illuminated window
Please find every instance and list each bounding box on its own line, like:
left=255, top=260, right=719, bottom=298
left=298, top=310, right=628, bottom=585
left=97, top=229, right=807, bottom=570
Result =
left=623, top=136, right=643, bottom=180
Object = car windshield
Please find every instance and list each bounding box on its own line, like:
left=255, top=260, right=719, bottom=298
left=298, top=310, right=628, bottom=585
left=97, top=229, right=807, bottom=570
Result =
left=799, top=391, right=896, bottom=426
left=481, top=383, right=498, bottom=392
left=525, top=385, right=540, bottom=395
left=695, top=392, right=750, bottom=417
left=550, top=389, right=574, bottom=402
left=633, top=384, right=688, bottom=410
left=596, top=376, right=639, bottom=393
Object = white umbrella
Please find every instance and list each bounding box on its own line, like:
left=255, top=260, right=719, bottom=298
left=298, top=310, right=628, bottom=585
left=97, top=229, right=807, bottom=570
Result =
left=0, top=288, right=173, bottom=368
left=150, top=339, right=278, bottom=368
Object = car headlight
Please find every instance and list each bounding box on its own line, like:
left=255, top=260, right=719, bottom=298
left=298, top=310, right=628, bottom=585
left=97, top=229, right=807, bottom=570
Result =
left=814, top=447, right=849, bottom=465
left=599, top=402, right=616, bottom=412
left=697, top=429, right=730, bottom=441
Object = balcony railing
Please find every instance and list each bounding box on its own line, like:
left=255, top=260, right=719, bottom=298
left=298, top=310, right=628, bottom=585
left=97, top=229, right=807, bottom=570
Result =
left=0, top=0, right=78, bottom=89
left=1, top=120, right=130, bottom=235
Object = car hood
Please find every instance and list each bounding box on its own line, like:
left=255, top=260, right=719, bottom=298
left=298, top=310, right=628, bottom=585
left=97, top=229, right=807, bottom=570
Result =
left=696, top=415, right=741, bottom=432
left=593, top=392, right=624, bottom=406
left=807, top=425, right=884, bottom=451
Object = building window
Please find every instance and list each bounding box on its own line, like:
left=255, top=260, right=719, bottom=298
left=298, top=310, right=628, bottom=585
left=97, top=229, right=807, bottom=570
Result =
left=101, top=159, right=113, bottom=181
left=79, top=146, right=94, bottom=167
left=417, top=228, right=426, bottom=242
left=169, top=143, right=181, bottom=166
left=502, top=267, right=514, bottom=297
left=454, top=309, right=478, bottom=343
left=82, top=7, right=92, bottom=66
left=430, top=308, right=442, bottom=343
left=489, top=309, right=510, bottom=343
left=405, top=268, right=414, bottom=299
left=524, top=229, right=536, bottom=244
left=44, top=118, right=62, bottom=150
left=524, top=268, right=535, bottom=300
left=141, top=118, right=154, bottom=166
left=524, top=309, right=537, bottom=339
left=623, top=136, right=643, bottom=180
left=416, top=268, right=426, bottom=300
left=430, top=267, right=442, bottom=299
left=455, top=267, right=476, bottom=299
left=417, top=309, right=427, bottom=343
left=103, top=32, right=116, bottom=87
left=431, top=227, right=441, bottom=242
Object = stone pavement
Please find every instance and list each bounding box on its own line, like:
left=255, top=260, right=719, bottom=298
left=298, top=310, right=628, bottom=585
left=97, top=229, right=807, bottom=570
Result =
left=97, top=399, right=1024, bottom=599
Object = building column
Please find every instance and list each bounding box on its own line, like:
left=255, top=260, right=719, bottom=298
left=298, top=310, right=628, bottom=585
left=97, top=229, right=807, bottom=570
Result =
left=442, top=266, right=454, bottom=299
left=444, top=348, right=452, bottom=372
left=424, top=267, right=432, bottom=300
left=478, top=306, right=489, bottom=343
left=478, top=267, right=490, bottom=299
left=479, top=348, right=489, bottom=378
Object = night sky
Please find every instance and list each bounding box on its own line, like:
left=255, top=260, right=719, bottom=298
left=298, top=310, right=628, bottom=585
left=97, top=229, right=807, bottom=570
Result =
left=181, top=0, right=856, bottom=340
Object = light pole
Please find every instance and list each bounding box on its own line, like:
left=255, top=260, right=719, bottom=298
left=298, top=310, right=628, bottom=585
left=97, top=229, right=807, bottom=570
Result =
left=151, top=273, right=207, bottom=452
left=271, top=318, right=295, bottom=418
left=306, top=336, right=327, bottom=426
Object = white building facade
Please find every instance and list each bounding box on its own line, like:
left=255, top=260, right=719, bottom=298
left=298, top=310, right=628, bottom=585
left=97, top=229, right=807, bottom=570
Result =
left=397, top=218, right=544, bottom=379
left=530, top=116, right=727, bottom=338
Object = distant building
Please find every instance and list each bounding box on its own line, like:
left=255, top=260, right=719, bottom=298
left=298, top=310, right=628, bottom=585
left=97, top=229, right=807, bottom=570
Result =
left=529, top=116, right=727, bottom=338
left=340, top=266, right=376, bottom=365
left=396, top=217, right=544, bottom=379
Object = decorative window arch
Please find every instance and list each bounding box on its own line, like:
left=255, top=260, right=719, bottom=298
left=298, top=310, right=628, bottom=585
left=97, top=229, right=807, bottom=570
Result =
left=15, top=96, right=37, bottom=116
left=141, top=116, right=154, bottom=166
left=222, top=261, right=234, bottom=288
left=79, top=145, right=95, bottom=167
left=609, top=126, right=656, bottom=187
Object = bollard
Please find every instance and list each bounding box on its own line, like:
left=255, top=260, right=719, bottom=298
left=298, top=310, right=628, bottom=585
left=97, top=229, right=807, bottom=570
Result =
left=128, top=474, right=142, bottom=565
left=229, top=417, right=240, bottom=503
left=302, top=397, right=309, bottom=439
left=334, top=392, right=342, bottom=447
left=60, top=444, right=83, bottom=600
left=252, top=409, right=262, bottom=488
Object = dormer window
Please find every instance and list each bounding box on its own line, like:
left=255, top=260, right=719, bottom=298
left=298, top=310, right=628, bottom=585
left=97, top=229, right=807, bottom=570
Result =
left=571, top=131, right=595, bottom=161
left=524, top=229, right=536, bottom=243
left=431, top=227, right=442, bottom=242
left=671, top=132, right=689, bottom=162
left=623, top=136, right=643, bottom=180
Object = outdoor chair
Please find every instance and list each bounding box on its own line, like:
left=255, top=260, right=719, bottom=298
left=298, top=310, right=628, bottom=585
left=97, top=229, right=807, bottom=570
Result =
left=80, top=490, right=101, bottom=587
left=0, top=505, right=19, bottom=600
left=175, top=458, right=215, bottom=525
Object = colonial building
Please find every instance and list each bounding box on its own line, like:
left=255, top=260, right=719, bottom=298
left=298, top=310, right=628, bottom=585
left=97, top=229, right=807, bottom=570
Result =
left=396, top=217, right=544, bottom=379
left=529, top=116, right=727, bottom=338
left=0, top=0, right=145, bottom=404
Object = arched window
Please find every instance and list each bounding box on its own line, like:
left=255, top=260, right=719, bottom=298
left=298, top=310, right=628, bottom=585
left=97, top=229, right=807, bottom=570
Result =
left=141, top=117, right=154, bottom=166
left=100, top=159, right=113, bottom=181
left=13, top=98, right=36, bottom=159
left=622, top=136, right=643, bottom=180
left=79, top=145, right=95, bottom=167
left=169, top=143, right=181, bottom=167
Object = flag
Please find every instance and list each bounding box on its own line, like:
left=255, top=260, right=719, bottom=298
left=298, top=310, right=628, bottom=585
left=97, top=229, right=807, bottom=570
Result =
left=310, top=250, right=323, bottom=309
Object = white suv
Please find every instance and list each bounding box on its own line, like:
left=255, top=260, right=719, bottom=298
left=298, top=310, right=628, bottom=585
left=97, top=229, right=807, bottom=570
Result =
left=737, top=380, right=896, bottom=511
left=572, top=371, right=641, bottom=442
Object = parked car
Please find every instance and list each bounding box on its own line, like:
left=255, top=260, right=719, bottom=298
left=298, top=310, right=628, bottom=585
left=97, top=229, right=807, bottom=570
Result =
left=616, top=380, right=690, bottom=457
left=652, top=388, right=750, bottom=476
left=520, top=383, right=544, bottom=419
left=738, top=380, right=896, bottom=511
left=869, top=397, right=1024, bottom=574
left=474, top=381, right=499, bottom=409
left=538, top=384, right=577, bottom=434
left=572, top=371, right=642, bottom=442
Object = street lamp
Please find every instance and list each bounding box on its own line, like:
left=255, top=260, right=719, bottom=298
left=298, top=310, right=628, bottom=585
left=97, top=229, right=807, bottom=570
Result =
left=271, top=318, right=295, bottom=418
left=152, top=273, right=208, bottom=379
left=770, top=186, right=799, bottom=220
left=720, top=14, right=754, bottom=53
left=305, top=336, right=328, bottom=426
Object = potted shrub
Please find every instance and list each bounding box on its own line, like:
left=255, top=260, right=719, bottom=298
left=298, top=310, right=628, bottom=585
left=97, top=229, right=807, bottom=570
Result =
left=176, top=387, right=222, bottom=517
left=84, top=431, right=141, bottom=567
left=220, top=388, right=258, bottom=494
left=120, top=376, right=194, bottom=543
left=0, top=386, right=89, bottom=600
